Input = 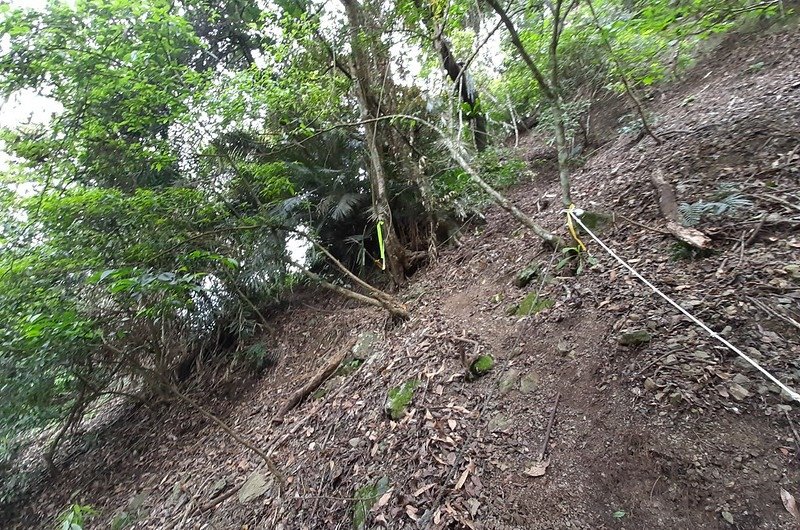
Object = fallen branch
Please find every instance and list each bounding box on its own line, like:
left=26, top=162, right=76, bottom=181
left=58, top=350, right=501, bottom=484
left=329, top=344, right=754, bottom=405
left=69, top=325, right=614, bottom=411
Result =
left=297, top=231, right=404, bottom=308
left=168, top=383, right=285, bottom=489
left=292, top=260, right=409, bottom=319
left=272, top=337, right=353, bottom=424
left=538, top=392, right=561, bottom=460
left=613, top=212, right=672, bottom=235
left=651, top=169, right=712, bottom=249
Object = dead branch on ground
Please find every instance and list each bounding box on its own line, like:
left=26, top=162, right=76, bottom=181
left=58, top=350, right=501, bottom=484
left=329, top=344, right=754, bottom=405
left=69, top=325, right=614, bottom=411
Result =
left=651, top=169, right=712, bottom=249
left=272, top=336, right=355, bottom=424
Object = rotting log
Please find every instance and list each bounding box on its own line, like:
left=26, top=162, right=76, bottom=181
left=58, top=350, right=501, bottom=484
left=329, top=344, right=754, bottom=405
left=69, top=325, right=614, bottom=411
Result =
left=651, top=169, right=712, bottom=249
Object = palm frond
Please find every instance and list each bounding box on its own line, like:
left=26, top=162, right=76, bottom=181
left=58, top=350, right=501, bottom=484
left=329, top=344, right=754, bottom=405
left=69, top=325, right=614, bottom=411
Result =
left=331, top=192, right=367, bottom=221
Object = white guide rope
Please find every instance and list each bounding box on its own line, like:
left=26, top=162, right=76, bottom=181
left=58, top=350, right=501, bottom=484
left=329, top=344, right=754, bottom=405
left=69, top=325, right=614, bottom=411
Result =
left=567, top=209, right=800, bottom=404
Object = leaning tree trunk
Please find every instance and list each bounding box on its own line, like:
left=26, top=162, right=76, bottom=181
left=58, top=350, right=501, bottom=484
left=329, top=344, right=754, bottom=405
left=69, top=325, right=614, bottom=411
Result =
left=341, top=0, right=406, bottom=289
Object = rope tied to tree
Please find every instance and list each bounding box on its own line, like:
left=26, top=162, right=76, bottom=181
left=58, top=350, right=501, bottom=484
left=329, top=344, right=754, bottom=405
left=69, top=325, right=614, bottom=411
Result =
left=565, top=203, right=587, bottom=252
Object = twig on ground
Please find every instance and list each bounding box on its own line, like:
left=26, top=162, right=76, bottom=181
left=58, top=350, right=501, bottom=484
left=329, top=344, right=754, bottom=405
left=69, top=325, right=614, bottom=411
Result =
left=613, top=212, right=672, bottom=235
left=785, top=411, right=800, bottom=463
left=744, top=214, right=768, bottom=247
left=272, top=334, right=350, bottom=424
left=538, top=393, right=561, bottom=461
left=749, top=296, right=800, bottom=332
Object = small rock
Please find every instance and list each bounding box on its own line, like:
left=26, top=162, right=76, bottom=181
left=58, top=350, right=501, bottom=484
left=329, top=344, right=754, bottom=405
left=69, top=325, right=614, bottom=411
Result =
left=127, top=492, right=148, bottom=515
left=519, top=372, right=540, bottom=394
left=238, top=472, right=272, bottom=503
left=644, top=378, right=657, bottom=391
left=384, top=380, right=419, bottom=420
left=488, top=414, right=511, bottom=432
left=470, top=355, right=495, bottom=378
left=728, top=383, right=751, bottom=401
left=722, top=511, right=734, bottom=525
left=619, top=330, right=652, bottom=346
left=352, top=331, right=379, bottom=360
left=691, top=350, right=711, bottom=360
left=731, top=374, right=751, bottom=386
left=514, top=293, right=554, bottom=316
left=349, top=437, right=361, bottom=448
left=514, top=263, right=541, bottom=288
left=209, top=479, right=227, bottom=498
left=499, top=369, right=521, bottom=395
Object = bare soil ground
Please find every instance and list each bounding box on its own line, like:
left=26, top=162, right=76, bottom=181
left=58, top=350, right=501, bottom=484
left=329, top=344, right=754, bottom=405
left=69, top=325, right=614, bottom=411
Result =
left=4, top=19, right=800, bottom=530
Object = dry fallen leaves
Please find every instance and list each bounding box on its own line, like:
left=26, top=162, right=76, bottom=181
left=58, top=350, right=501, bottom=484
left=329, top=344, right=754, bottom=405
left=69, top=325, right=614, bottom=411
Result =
left=781, top=488, right=800, bottom=521
left=455, top=461, right=476, bottom=490
left=524, top=458, right=550, bottom=477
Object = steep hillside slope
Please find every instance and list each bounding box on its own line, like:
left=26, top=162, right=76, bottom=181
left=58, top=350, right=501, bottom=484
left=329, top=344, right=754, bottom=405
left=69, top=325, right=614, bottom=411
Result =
left=7, top=20, right=800, bottom=530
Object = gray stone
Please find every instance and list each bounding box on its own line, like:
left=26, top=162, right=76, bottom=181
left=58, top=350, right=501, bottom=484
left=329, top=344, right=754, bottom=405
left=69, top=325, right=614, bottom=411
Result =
left=619, top=330, right=652, bottom=346
left=488, top=414, right=511, bottom=433
left=731, top=374, right=751, bottom=386
left=499, top=369, right=520, bottom=396
left=728, top=383, right=751, bottom=401
left=352, top=331, right=379, bottom=360
left=519, top=373, right=540, bottom=394
left=238, top=472, right=272, bottom=504
left=209, top=479, right=227, bottom=498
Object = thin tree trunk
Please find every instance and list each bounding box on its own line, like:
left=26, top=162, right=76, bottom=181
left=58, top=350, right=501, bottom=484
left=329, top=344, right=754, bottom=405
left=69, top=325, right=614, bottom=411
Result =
left=446, top=140, right=564, bottom=248
left=486, top=0, right=573, bottom=206
left=167, top=382, right=285, bottom=488
left=43, top=386, right=88, bottom=475
left=549, top=0, right=573, bottom=206
left=300, top=233, right=409, bottom=310
left=341, top=0, right=406, bottom=289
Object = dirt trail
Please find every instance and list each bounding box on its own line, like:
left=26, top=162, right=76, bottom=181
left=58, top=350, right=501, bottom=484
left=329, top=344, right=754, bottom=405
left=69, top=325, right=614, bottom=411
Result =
left=6, top=21, right=800, bottom=530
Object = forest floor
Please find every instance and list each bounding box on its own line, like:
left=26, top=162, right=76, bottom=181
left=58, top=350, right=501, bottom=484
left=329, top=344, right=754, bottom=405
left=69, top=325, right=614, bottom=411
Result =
left=5, top=19, right=800, bottom=530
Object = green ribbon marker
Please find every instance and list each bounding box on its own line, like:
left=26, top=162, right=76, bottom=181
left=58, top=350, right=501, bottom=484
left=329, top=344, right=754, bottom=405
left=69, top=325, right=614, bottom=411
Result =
left=377, top=220, right=386, bottom=270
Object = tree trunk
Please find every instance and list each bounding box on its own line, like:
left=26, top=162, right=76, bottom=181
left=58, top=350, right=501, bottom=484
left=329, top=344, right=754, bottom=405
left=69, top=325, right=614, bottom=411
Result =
left=446, top=140, right=563, bottom=248
left=341, top=0, right=406, bottom=289
left=295, top=260, right=409, bottom=319
left=485, top=0, right=573, bottom=206
left=434, top=34, right=489, bottom=152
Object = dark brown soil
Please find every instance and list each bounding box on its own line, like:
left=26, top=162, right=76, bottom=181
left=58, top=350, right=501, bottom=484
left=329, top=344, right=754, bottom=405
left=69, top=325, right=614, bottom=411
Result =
left=4, top=19, right=800, bottom=530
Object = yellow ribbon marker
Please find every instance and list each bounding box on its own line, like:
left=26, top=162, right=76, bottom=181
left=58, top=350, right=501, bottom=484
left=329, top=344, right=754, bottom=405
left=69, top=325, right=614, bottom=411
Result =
left=376, top=220, right=386, bottom=270
left=566, top=204, right=587, bottom=252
